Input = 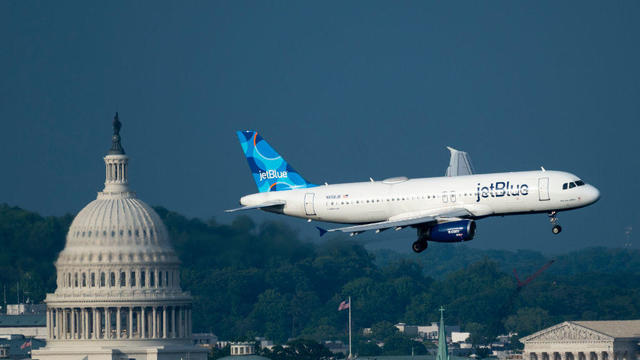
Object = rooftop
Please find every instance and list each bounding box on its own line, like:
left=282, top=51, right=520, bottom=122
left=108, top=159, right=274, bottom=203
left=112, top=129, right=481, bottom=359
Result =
left=574, top=320, right=640, bottom=338
left=0, top=315, right=46, bottom=327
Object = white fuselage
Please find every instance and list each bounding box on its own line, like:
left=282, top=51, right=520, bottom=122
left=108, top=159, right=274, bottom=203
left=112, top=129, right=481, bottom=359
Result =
left=239, top=170, right=600, bottom=224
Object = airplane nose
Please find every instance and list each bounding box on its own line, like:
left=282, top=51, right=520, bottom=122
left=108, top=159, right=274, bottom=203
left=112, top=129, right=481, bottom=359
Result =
left=587, top=185, right=600, bottom=204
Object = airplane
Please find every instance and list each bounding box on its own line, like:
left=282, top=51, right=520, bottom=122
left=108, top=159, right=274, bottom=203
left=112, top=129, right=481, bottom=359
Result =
left=226, top=131, right=600, bottom=253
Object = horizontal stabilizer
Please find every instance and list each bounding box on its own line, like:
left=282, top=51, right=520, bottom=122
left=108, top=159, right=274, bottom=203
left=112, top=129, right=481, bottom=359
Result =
left=225, top=200, right=286, bottom=213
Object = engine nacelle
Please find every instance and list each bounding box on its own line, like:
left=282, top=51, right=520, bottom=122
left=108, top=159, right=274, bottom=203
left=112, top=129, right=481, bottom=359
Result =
left=419, top=220, right=476, bottom=242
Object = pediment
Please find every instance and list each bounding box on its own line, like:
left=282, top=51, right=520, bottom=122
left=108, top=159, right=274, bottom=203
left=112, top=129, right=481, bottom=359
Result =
left=522, top=322, right=613, bottom=343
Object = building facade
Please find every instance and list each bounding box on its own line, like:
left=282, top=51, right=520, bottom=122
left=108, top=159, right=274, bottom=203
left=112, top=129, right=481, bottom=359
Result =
left=521, top=320, right=640, bottom=360
left=32, top=114, right=207, bottom=360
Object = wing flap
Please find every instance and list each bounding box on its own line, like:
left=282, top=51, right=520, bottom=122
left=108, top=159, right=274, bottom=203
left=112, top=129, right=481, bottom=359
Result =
left=323, top=207, right=475, bottom=234
left=225, top=200, right=286, bottom=213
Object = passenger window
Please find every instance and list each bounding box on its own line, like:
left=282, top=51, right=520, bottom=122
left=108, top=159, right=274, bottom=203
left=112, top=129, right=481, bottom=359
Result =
left=562, top=183, right=568, bottom=190
left=569, top=182, right=576, bottom=189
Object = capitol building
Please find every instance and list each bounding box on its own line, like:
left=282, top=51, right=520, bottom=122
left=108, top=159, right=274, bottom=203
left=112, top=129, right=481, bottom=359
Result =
left=33, top=114, right=207, bottom=360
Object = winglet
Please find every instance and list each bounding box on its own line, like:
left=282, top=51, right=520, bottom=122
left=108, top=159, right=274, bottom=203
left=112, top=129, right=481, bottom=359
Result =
left=316, top=226, right=328, bottom=237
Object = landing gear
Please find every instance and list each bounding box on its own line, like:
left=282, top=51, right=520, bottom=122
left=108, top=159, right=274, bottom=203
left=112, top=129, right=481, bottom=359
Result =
left=412, top=239, right=428, bottom=253
left=549, top=211, right=562, bottom=234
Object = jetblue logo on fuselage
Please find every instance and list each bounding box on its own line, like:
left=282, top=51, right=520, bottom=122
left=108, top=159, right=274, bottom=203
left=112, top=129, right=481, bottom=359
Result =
left=476, top=181, right=529, bottom=202
left=259, top=170, right=288, bottom=182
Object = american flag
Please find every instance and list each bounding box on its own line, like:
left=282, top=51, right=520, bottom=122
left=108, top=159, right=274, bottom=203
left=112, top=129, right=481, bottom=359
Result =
left=20, top=339, right=31, bottom=349
left=338, top=299, right=350, bottom=311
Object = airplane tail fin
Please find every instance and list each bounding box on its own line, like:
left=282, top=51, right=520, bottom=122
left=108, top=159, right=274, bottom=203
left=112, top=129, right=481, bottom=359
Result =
left=236, top=131, right=315, bottom=192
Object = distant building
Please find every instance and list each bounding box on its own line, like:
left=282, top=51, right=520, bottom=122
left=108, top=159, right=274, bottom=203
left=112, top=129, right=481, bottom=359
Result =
left=324, top=340, right=347, bottom=356
left=230, top=342, right=256, bottom=356
left=5, top=305, right=45, bottom=316
left=395, top=321, right=460, bottom=340
left=451, top=331, right=470, bottom=343
left=0, top=314, right=46, bottom=340
left=520, top=320, right=640, bottom=360
left=193, top=333, right=218, bottom=348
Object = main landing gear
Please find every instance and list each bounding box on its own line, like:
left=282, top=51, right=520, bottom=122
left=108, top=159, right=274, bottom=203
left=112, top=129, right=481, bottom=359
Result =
left=549, top=211, right=562, bottom=234
left=412, top=239, right=428, bottom=253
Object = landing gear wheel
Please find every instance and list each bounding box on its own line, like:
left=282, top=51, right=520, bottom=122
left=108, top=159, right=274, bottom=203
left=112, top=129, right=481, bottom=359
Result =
left=412, top=239, right=428, bottom=253
left=548, top=211, right=562, bottom=235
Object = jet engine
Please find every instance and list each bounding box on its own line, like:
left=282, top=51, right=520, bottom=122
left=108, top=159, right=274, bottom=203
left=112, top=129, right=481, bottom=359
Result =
left=419, top=220, right=476, bottom=242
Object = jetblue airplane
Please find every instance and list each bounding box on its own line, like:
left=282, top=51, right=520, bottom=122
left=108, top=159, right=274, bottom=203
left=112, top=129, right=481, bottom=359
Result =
left=227, top=131, right=600, bottom=253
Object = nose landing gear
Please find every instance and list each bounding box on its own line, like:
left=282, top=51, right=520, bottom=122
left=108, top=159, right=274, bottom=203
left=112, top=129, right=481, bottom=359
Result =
left=549, top=211, right=562, bottom=234
left=412, top=239, right=428, bottom=253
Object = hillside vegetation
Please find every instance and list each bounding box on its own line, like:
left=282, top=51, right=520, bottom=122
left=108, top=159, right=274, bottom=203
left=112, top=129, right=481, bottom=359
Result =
left=1, top=203, right=640, bottom=347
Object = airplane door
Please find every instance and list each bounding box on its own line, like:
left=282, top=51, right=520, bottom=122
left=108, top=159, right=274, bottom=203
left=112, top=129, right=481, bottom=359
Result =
left=538, top=177, right=550, bottom=201
left=304, top=193, right=316, bottom=215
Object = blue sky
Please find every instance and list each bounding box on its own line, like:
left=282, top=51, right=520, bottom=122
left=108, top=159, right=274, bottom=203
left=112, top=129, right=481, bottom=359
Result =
left=1, top=1, right=638, bottom=252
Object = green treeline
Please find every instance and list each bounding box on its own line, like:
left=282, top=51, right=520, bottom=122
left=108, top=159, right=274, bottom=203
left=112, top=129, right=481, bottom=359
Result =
left=1, top=203, right=640, bottom=348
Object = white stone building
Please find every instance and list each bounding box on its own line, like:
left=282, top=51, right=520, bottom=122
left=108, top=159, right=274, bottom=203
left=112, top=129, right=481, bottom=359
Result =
left=521, top=320, right=640, bottom=360
left=32, top=114, right=207, bottom=360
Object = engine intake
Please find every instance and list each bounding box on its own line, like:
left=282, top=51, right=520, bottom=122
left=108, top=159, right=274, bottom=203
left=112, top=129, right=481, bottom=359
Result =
left=419, top=220, right=476, bottom=243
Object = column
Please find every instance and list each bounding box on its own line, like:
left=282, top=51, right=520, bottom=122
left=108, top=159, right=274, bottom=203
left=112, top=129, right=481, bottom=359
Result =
left=136, top=308, right=141, bottom=338
left=93, top=308, right=98, bottom=339
left=187, top=307, right=191, bottom=336
left=129, top=307, right=133, bottom=339
left=105, top=308, right=111, bottom=339
left=163, top=306, right=167, bottom=338
left=171, top=307, right=176, bottom=338
left=82, top=308, right=86, bottom=339
left=152, top=307, right=157, bottom=338
left=46, top=309, right=51, bottom=339
left=116, top=307, right=121, bottom=339
left=62, top=309, right=67, bottom=339
left=178, top=306, right=183, bottom=337
left=141, top=307, right=146, bottom=339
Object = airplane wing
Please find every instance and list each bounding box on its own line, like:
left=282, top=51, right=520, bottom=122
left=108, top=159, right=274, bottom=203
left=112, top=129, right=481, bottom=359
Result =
left=322, top=207, right=473, bottom=235
left=225, top=200, right=286, bottom=213
left=445, top=146, right=475, bottom=176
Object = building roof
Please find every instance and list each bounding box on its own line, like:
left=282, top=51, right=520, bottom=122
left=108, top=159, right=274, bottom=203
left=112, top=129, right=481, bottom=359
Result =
left=0, top=315, right=46, bottom=327
left=573, top=320, right=640, bottom=338
left=218, top=356, right=271, bottom=360
left=521, top=320, right=640, bottom=343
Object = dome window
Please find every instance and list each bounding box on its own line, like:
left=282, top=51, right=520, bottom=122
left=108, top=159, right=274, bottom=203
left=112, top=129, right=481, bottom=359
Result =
left=82, top=273, right=87, bottom=287
left=150, top=271, right=155, bottom=287
left=88, top=231, right=91, bottom=237
left=128, top=230, right=132, bottom=236
left=82, top=232, right=85, bottom=237
left=103, top=231, right=107, bottom=236
left=120, top=230, right=124, bottom=236
left=130, top=271, right=136, bottom=287
left=120, top=272, right=126, bottom=287
left=158, top=271, right=163, bottom=287
left=91, top=273, right=95, bottom=287
left=110, top=272, right=116, bottom=287
left=141, top=271, right=146, bottom=287
left=74, top=273, right=78, bottom=287
left=135, top=230, right=139, bottom=237
left=100, top=272, right=105, bottom=287
left=111, top=231, right=115, bottom=237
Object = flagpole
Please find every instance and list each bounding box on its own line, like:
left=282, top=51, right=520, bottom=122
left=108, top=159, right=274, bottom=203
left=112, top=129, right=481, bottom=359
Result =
left=348, top=296, right=352, bottom=359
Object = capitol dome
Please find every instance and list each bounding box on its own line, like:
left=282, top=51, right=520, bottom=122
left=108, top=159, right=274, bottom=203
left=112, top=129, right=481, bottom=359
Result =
left=33, top=113, right=207, bottom=360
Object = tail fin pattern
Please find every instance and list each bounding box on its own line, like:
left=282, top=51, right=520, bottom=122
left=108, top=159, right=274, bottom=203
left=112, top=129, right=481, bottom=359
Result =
left=237, top=131, right=315, bottom=192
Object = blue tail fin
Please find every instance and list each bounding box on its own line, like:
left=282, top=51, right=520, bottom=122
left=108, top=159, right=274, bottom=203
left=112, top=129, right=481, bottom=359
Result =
left=236, top=131, right=316, bottom=192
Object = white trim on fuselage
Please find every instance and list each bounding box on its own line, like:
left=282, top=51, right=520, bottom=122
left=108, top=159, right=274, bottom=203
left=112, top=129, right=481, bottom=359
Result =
left=239, top=170, right=599, bottom=225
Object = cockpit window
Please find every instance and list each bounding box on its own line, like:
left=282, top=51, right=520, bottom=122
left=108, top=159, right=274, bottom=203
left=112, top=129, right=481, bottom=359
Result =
left=562, top=183, right=568, bottom=190
left=569, top=182, right=576, bottom=189
left=575, top=180, right=585, bottom=186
